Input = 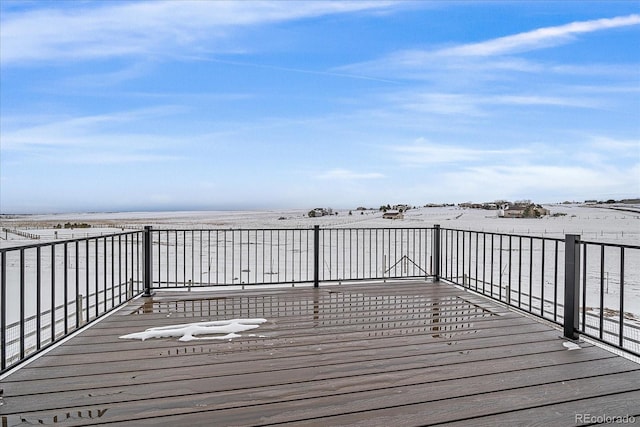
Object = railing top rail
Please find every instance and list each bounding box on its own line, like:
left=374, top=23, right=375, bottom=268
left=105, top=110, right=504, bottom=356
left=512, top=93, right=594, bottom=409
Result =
left=322, top=226, right=437, bottom=230
left=0, top=230, right=143, bottom=253
left=3, top=226, right=636, bottom=251
left=149, top=226, right=438, bottom=232
left=438, top=227, right=566, bottom=243
left=151, top=227, right=315, bottom=232
left=579, top=240, right=640, bottom=250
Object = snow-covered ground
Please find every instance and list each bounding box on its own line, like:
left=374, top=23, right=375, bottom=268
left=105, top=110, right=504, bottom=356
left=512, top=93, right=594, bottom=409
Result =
left=2, top=204, right=638, bottom=245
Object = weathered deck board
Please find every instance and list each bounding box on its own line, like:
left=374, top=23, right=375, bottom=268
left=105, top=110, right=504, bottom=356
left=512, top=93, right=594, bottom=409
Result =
left=1, top=280, right=639, bottom=426
left=3, top=323, right=558, bottom=394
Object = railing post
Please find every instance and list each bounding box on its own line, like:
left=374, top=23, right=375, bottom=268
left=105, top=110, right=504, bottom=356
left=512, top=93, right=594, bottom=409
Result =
left=313, top=225, right=320, bottom=288
left=564, top=234, right=581, bottom=340
left=143, top=226, right=154, bottom=297
left=432, top=225, right=441, bottom=281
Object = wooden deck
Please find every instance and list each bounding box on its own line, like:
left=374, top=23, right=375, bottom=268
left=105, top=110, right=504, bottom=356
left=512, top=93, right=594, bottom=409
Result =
left=1, top=280, right=639, bottom=426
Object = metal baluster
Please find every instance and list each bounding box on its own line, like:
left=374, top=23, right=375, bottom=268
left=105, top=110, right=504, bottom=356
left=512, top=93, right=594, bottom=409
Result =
left=619, top=247, right=625, bottom=348
left=540, top=239, right=545, bottom=317
left=20, top=249, right=25, bottom=359
left=1, top=251, right=6, bottom=371
left=51, top=246, right=56, bottom=342
left=36, top=247, right=42, bottom=349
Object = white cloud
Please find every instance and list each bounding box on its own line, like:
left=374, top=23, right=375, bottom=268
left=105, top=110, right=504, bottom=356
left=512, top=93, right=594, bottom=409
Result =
left=0, top=1, right=401, bottom=65
left=451, top=164, right=633, bottom=199
left=1, top=108, right=188, bottom=166
left=390, top=139, right=530, bottom=165
left=393, top=93, right=486, bottom=116
left=491, top=95, right=598, bottom=108
left=1, top=107, right=185, bottom=150
left=389, top=92, right=598, bottom=117
left=587, top=135, right=640, bottom=153
left=317, top=169, right=384, bottom=180
left=340, top=14, right=640, bottom=81
left=438, top=14, right=640, bottom=57
left=57, top=153, right=180, bottom=165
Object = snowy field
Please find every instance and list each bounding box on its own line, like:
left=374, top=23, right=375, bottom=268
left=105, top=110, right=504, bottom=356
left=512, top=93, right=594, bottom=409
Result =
left=2, top=204, right=639, bottom=246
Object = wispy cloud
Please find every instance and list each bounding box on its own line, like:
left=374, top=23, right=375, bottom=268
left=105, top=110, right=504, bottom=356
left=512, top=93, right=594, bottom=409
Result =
left=340, top=14, right=640, bottom=81
left=317, top=169, right=384, bottom=180
left=1, top=107, right=185, bottom=149
left=390, top=139, right=531, bottom=166
left=203, top=57, right=401, bottom=85
left=587, top=135, right=640, bottom=152
left=450, top=164, right=634, bottom=200
left=491, top=95, right=598, bottom=108
left=1, top=107, right=188, bottom=166
left=439, top=15, right=640, bottom=57
left=392, top=93, right=486, bottom=116
left=0, top=1, right=402, bottom=65
left=388, top=92, right=598, bottom=117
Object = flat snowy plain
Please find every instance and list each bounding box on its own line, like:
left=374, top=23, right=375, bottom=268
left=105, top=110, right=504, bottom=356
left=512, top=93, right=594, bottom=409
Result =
left=2, top=204, right=638, bottom=245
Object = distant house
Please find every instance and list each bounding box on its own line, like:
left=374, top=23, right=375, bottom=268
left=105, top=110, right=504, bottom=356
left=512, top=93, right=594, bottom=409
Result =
left=499, top=203, right=549, bottom=218
left=500, top=208, right=526, bottom=218
left=383, top=211, right=404, bottom=220
left=308, top=208, right=333, bottom=218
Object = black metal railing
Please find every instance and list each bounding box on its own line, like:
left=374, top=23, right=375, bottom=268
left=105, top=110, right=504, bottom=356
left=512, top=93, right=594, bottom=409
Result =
left=317, top=227, right=435, bottom=282
left=0, top=231, right=144, bottom=373
left=438, top=227, right=640, bottom=357
left=579, top=239, right=640, bottom=354
left=438, top=228, right=567, bottom=320
left=146, top=226, right=435, bottom=289
left=148, top=228, right=317, bottom=288
left=2, top=224, right=638, bottom=374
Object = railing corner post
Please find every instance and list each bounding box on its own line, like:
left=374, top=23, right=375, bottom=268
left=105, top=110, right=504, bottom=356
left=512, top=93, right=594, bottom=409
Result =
left=564, top=234, right=581, bottom=340
left=313, top=225, right=320, bottom=288
left=432, top=224, right=441, bottom=281
left=143, top=226, right=154, bottom=297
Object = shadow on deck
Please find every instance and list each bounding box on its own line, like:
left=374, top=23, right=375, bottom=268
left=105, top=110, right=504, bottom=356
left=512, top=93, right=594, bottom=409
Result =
left=1, top=280, right=639, bottom=426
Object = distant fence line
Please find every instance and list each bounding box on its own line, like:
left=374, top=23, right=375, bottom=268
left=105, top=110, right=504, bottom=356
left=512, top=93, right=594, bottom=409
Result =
left=2, top=228, right=40, bottom=240
left=1, top=225, right=639, bottom=375
left=4, top=224, right=142, bottom=230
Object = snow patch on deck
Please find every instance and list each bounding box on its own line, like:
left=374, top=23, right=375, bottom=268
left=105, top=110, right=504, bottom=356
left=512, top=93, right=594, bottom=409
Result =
left=119, top=318, right=267, bottom=342
left=562, top=341, right=582, bottom=351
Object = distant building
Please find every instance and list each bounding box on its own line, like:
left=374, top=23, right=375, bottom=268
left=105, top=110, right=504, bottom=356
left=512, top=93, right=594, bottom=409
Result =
left=499, top=203, right=549, bottom=218
left=383, top=211, right=404, bottom=220
left=308, top=208, right=333, bottom=218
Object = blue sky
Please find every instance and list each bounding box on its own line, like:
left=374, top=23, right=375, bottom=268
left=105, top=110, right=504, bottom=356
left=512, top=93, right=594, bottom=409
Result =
left=1, top=1, right=639, bottom=213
